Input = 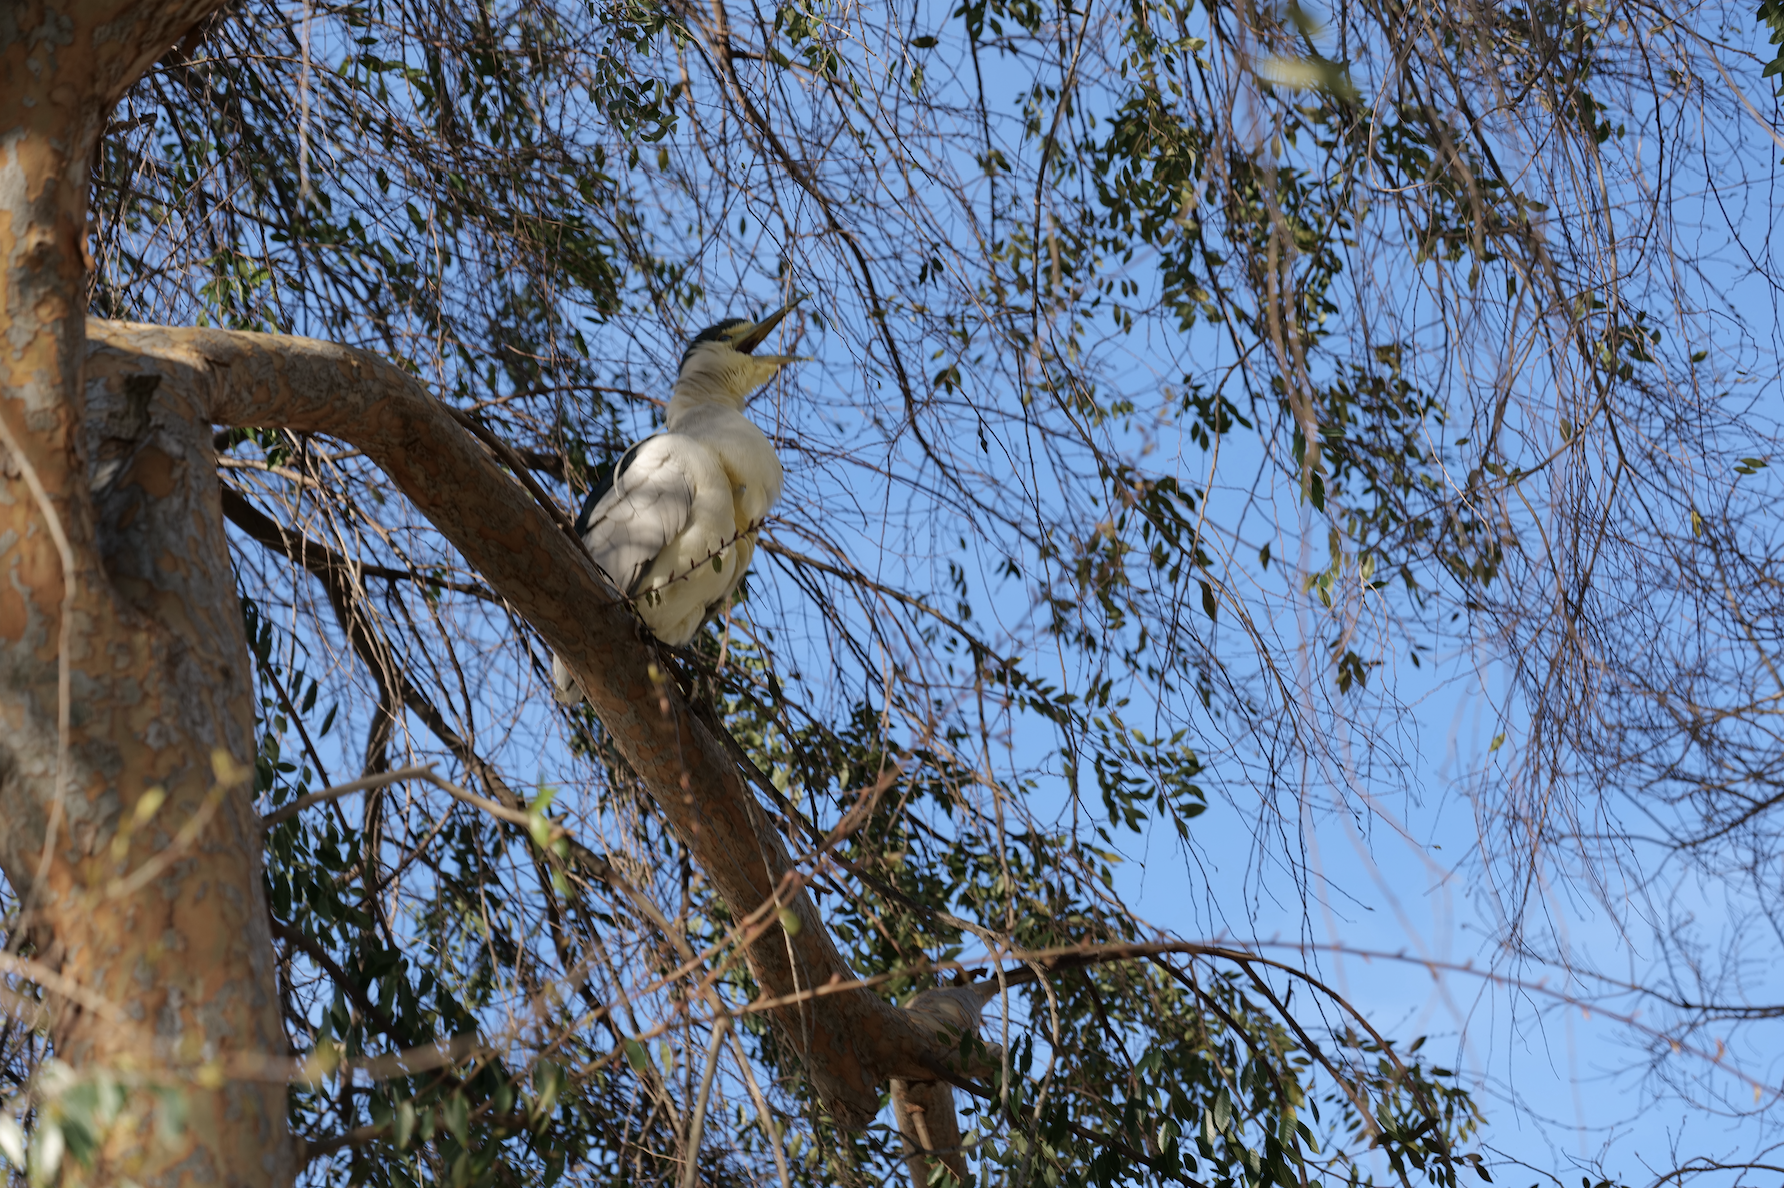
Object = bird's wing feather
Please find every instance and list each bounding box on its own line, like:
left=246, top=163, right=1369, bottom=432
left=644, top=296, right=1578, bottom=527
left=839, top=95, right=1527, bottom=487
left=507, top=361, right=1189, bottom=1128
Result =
left=576, top=438, right=697, bottom=594
left=574, top=437, right=652, bottom=536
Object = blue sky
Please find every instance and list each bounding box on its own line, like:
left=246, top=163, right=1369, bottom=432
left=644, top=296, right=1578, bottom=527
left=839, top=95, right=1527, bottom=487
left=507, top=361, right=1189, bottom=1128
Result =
left=184, top=3, right=1784, bottom=1184
left=573, top=7, right=1784, bottom=1177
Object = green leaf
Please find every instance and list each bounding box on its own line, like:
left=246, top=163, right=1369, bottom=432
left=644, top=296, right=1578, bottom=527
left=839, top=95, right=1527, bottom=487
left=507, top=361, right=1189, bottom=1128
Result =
left=394, top=1100, right=416, bottom=1150
left=532, top=1060, right=564, bottom=1125
left=27, top=1121, right=62, bottom=1188
left=0, top=1114, right=22, bottom=1165
left=527, top=784, right=558, bottom=850
left=442, top=1093, right=468, bottom=1146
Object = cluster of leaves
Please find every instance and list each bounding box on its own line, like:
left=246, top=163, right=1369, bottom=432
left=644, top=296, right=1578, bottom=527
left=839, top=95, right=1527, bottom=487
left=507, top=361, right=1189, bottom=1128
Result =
left=91, top=0, right=684, bottom=420
left=986, top=974, right=1485, bottom=1188
left=49, top=0, right=1784, bottom=1184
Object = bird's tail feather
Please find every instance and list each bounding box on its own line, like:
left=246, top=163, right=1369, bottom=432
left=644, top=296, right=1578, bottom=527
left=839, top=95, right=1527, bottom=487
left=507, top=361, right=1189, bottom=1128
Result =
left=550, top=655, right=585, bottom=706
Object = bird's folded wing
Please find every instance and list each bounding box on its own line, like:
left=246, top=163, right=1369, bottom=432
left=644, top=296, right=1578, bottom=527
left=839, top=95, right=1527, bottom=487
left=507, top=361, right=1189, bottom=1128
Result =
left=574, top=437, right=652, bottom=535
left=577, top=443, right=697, bottom=595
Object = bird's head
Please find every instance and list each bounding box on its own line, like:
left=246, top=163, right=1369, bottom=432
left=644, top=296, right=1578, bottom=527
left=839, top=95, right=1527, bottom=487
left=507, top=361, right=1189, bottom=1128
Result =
left=672, top=296, right=807, bottom=411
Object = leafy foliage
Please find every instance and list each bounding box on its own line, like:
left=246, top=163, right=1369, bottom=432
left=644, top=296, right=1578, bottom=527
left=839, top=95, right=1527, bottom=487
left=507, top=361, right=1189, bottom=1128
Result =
left=5, top=0, right=1781, bottom=1185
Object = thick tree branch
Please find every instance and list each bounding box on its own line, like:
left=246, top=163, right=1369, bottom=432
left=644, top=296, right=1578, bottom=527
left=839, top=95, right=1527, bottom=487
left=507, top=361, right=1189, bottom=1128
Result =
left=445, top=407, right=581, bottom=542
left=87, top=318, right=983, bottom=1124
left=892, top=1078, right=970, bottom=1188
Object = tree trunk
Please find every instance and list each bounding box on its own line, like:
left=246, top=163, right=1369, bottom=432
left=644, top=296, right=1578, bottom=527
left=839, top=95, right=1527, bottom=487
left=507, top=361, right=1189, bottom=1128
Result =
left=1, top=4, right=295, bottom=1185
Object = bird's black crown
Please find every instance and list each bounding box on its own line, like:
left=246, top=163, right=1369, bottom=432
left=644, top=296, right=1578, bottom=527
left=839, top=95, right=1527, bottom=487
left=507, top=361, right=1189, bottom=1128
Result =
left=679, top=318, right=749, bottom=373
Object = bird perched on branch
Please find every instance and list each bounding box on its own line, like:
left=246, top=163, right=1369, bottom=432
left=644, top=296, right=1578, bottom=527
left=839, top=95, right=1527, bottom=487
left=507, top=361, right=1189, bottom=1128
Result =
left=552, top=298, right=804, bottom=705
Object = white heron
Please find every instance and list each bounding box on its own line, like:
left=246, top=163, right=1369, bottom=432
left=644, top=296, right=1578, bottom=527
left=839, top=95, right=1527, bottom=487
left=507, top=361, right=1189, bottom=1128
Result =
left=552, top=299, right=803, bottom=705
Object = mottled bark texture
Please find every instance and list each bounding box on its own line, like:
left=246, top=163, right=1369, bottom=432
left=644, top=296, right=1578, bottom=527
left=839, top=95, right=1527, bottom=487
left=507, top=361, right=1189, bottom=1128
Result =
left=85, top=322, right=996, bottom=1132
left=1, top=3, right=295, bottom=1186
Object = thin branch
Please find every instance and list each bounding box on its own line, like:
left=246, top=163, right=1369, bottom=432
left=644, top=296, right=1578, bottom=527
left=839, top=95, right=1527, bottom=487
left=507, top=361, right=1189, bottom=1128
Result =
left=261, top=764, right=438, bottom=830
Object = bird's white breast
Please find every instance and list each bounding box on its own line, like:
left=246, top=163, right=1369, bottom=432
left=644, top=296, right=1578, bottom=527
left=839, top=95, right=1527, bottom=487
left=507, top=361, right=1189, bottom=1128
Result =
left=555, top=328, right=794, bottom=694
left=586, top=404, right=781, bottom=646
left=667, top=403, right=783, bottom=529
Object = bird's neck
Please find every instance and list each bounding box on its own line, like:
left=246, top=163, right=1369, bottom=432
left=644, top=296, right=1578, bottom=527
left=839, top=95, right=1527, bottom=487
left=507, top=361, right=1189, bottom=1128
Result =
left=670, top=351, right=784, bottom=420
left=665, top=384, right=751, bottom=429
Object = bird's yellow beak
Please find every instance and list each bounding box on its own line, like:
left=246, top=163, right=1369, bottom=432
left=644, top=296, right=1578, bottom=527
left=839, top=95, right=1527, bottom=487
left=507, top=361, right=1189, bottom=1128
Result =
left=735, top=294, right=807, bottom=354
